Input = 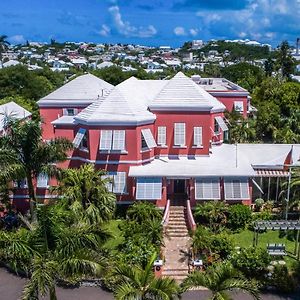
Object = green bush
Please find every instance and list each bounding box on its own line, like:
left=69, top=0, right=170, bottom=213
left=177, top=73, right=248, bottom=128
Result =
left=231, top=246, right=271, bottom=279
left=227, top=204, right=252, bottom=231
left=270, top=265, right=297, bottom=293
left=255, top=198, right=264, bottom=211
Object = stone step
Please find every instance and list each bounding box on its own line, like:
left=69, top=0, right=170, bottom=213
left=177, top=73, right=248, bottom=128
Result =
left=167, top=233, right=189, bottom=237
left=168, top=216, right=186, bottom=220
left=167, top=223, right=187, bottom=229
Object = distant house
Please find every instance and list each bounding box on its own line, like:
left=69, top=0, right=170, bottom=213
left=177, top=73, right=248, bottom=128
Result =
left=0, top=102, right=31, bottom=135
left=1, top=60, right=21, bottom=68
left=96, top=61, right=115, bottom=69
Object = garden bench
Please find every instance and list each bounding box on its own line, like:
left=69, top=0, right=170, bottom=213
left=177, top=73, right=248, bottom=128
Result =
left=267, top=243, right=287, bottom=256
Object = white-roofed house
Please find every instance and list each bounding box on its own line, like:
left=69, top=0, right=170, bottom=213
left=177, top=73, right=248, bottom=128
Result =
left=12, top=71, right=298, bottom=212
left=0, top=101, right=31, bottom=135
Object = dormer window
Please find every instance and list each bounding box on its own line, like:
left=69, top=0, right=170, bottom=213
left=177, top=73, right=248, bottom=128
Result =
left=63, top=108, right=78, bottom=116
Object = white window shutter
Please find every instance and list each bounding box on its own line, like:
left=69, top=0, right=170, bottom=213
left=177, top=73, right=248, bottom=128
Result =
left=62, top=108, right=68, bottom=116
left=174, top=123, right=185, bottom=146
left=99, top=130, right=113, bottom=150
left=112, top=130, right=125, bottom=151
left=215, top=116, right=228, bottom=131
left=157, top=126, right=166, bottom=146
left=73, top=128, right=86, bottom=148
left=193, top=127, right=203, bottom=146
left=37, top=174, right=49, bottom=188
left=102, top=174, right=113, bottom=192
left=136, top=178, right=162, bottom=200
left=141, top=129, right=157, bottom=148
left=224, top=178, right=249, bottom=200
left=74, top=108, right=78, bottom=115
left=113, top=172, right=127, bottom=194
left=195, top=178, right=220, bottom=200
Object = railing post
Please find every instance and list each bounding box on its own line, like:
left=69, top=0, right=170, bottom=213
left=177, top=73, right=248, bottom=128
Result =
left=186, top=199, right=196, bottom=231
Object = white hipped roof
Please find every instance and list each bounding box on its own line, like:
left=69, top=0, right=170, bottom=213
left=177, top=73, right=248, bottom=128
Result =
left=73, top=72, right=225, bottom=126
left=129, top=144, right=300, bottom=178
left=37, top=74, right=113, bottom=107
left=0, top=101, right=31, bottom=132
left=149, top=72, right=225, bottom=112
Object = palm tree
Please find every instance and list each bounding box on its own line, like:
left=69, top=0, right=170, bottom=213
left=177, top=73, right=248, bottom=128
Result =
left=112, top=252, right=180, bottom=300
left=54, top=164, right=116, bottom=222
left=0, top=35, right=10, bottom=63
left=0, top=204, right=108, bottom=300
left=0, top=119, right=73, bottom=219
left=127, top=201, right=162, bottom=224
left=181, top=263, right=260, bottom=300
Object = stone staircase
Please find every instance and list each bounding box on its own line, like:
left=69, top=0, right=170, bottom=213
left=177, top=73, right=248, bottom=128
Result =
left=162, top=205, right=191, bottom=282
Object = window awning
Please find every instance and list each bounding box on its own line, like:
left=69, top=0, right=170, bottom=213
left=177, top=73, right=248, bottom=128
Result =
left=73, top=128, right=86, bottom=148
left=141, top=129, right=157, bottom=148
left=255, top=169, right=290, bottom=177
left=215, top=116, right=228, bottom=131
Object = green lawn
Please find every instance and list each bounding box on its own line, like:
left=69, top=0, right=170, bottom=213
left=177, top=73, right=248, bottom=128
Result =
left=232, top=229, right=299, bottom=267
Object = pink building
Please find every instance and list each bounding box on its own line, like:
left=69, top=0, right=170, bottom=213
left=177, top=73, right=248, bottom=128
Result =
left=13, top=73, right=300, bottom=209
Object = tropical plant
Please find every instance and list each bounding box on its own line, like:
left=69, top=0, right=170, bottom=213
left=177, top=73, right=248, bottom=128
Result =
left=0, top=119, right=73, bottom=219
left=194, top=201, right=228, bottom=233
left=0, top=35, right=10, bottom=62
left=227, top=204, right=252, bottom=231
left=54, top=164, right=116, bottom=223
left=181, top=262, right=260, bottom=300
left=0, top=204, right=109, bottom=300
left=112, top=252, right=180, bottom=300
left=230, top=246, right=271, bottom=280
left=126, top=201, right=162, bottom=224
left=269, top=265, right=297, bottom=293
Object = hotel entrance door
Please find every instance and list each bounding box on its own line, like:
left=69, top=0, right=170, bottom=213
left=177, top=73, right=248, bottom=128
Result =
left=174, top=179, right=185, bottom=194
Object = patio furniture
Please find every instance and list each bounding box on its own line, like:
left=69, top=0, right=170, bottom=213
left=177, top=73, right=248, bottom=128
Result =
left=267, top=243, right=287, bottom=256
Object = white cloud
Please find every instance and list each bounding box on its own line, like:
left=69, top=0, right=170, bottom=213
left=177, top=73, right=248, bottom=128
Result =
left=189, top=28, right=198, bottom=36
left=99, top=24, right=111, bottom=37
left=174, top=26, right=186, bottom=36
left=8, top=35, right=26, bottom=44
left=108, top=5, right=157, bottom=38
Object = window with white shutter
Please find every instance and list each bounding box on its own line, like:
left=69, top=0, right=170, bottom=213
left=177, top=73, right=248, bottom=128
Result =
left=100, top=130, right=126, bottom=151
left=141, top=129, right=157, bottom=149
left=104, top=172, right=127, bottom=194
left=193, top=127, right=203, bottom=146
left=174, top=123, right=185, bottom=146
left=224, top=178, right=249, bottom=200
left=37, top=174, right=49, bottom=188
left=157, top=126, right=166, bottom=146
left=234, top=101, right=244, bottom=113
left=99, top=130, right=113, bottom=150
left=63, top=108, right=78, bottom=116
left=136, top=177, right=162, bottom=200
left=112, top=130, right=125, bottom=151
left=195, top=178, right=220, bottom=200
left=215, top=116, right=228, bottom=131
left=73, top=128, right=86, bottom=148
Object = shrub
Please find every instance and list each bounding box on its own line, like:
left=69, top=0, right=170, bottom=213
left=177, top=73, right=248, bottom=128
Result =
left=270, top=265, right=297, bottom=293
left=227, top=204, right=252, bottom=231
left=126, top=202, right=162, bottom=224
left=194, top=201, right=228, bottom=233
left=231, top=246, right=271, bottom=279
left=255, top=198, right=264, bottom=211
left=210, top=233, right=234, bottom=259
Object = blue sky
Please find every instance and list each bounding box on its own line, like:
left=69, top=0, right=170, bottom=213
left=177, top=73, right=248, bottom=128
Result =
left=0, top=0, right=299, bottom=47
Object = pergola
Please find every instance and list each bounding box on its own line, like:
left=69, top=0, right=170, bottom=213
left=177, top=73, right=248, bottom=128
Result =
left=253, top=220, right=300, bottom=260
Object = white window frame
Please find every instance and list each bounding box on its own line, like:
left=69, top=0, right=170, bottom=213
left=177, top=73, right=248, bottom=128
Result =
left=112, top=130, right=126, bottom=151
left=37, top=173, right=49, bottom=188
left=174, top=123, right=186, bottom=146
left=63, top=108, right=78, bottom=116
left=193, top=127, right=203, bottom=147
left=195, top=178, right=220, bottom=200
left=234, top=101, right=244, bottom=113
left=157, top=126, right=167, bottom=146
left=73, top=128, right=86, bottom=149
left=141, top=129, right=157, bottom=149
left=104, top=172, right=127, bottom=194
left=99, top=130, right=126, bottom=151
left=136, top=177, right=162, bottom=200
left=224, top=178, right=249, bottom=200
